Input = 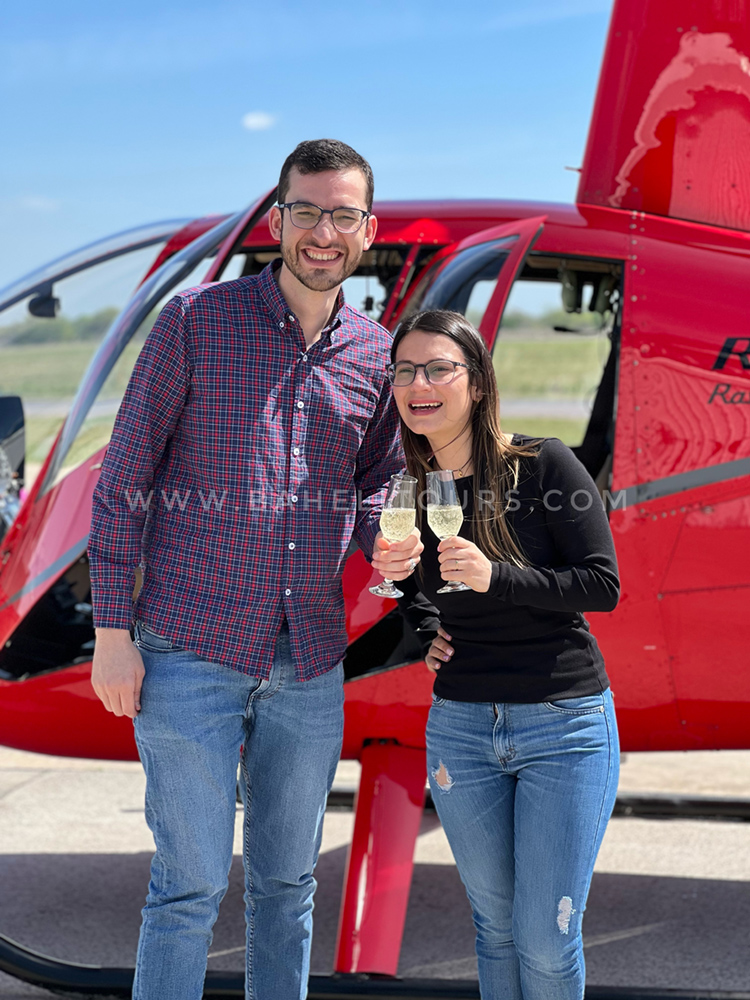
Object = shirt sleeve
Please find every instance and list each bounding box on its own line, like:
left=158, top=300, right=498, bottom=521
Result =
left=487, top=438, right=620, bottom=613
left=88, top=296, right=191, bottom=629
left=396, top=574, right=441, bottom=656
left=352, top=376, right=405, bottom=558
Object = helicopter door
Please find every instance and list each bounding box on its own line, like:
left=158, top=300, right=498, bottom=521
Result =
left=393, top=216, right=546, bottom=337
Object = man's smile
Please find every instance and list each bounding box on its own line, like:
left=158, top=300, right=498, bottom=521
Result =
left=301, top=247, right=344, bottom=263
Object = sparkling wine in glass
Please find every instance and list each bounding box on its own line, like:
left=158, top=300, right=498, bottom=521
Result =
left=370, top=474, right=418, bottom=599
left=426, top=469, right=471, bottom=594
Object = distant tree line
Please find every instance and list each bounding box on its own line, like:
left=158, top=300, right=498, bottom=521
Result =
left=503, top=308, right=604, bottom=329
left=0, top=307, right=119, bottom=346
left=465, top=308, right=604, bottom=331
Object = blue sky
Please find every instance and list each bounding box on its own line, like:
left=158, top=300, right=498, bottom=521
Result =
left=0, top=0, right=613, bottom=288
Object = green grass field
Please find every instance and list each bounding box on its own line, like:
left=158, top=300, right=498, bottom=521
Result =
left=499, top=417, right=587, bottom=443
left=1, top=342, right=101, bottom=399
left=493, top=332, right=609, bottom=397
left=0, top=340, right=144, bottom=400
left=25, top=416, right=65, bottom=464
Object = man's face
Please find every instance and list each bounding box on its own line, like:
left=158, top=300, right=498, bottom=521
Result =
left=269, top=167, right=377, bottom=293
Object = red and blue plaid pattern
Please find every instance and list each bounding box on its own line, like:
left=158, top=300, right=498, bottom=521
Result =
left=89, top=263, right=403, bottom=679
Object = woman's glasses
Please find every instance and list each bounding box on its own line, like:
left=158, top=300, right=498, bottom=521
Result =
left=387, top=360, right=472, bottom=387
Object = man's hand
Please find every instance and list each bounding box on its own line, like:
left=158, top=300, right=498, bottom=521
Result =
left=437, top=535, right=492, bottom=592
left=91, top=629, right=145, bottom=719
left=371, top=527, right=423, bottom=581
left=425, top=626, right=453, bottom=672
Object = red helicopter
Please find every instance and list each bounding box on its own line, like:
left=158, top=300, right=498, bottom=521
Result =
left=1, top=0, right=749, bottom=993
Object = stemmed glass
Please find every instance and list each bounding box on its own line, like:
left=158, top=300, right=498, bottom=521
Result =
left=370, top=474, right=418, bottom=599
left=426, top=470, right=471, bottom=594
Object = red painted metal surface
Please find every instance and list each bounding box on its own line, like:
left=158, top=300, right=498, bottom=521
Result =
left=578, top=0, right=750, bottom=231
left=0, top=663, right=136, bottom=759
left=477, top=216, right=546, bottom=341
left=334, top=741, right=427, bottom=975
left=140, top=215, right=230, bottom=282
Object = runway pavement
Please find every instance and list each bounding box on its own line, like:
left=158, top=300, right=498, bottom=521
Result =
left=1, top=746, right=749, bottom=997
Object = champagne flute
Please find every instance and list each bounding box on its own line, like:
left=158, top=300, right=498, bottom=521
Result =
left=370, top=474, right=418, bottom=599
left=426, top=470, right=471, bottom=594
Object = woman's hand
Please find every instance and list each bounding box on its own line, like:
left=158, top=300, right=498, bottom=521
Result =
left=437, top=536, right=493, bottom=592
left=425, top=626, right=453, bottom=672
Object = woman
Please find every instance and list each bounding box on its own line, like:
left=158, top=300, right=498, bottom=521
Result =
left=376, top=309, right=620, bottom=1000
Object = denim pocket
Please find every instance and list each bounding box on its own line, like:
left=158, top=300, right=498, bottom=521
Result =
left=542, top=693, right=606, bottom=715
left=431, top=693, right=447, bottom=707
left=134, top=620, right=183, bottom=653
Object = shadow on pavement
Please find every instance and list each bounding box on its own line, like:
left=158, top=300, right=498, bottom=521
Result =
left=1, top=851, right=749, bottom=992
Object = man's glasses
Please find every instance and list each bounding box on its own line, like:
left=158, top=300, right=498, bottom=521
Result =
left=278, top=202, right=371, bottom=234
left=386, top=360, right=473, bottom=386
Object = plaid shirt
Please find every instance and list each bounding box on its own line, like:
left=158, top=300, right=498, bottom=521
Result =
left=89, top=262, right=403, bottom=679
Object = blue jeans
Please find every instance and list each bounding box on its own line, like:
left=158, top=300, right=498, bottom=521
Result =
left=426, top=689, right=619, bottom=1000
left=131, top=620, right=344, bottom=1000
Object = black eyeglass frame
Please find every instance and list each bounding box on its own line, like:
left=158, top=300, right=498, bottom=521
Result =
left=277, top=201, right=371, bottom=234
left=386, top=360, right=473, bottom=386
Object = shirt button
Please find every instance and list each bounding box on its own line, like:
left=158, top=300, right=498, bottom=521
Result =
left=293, top=447, right=300, bottom=457
left=289, top=315, right=295, bottom=322
left=279, top=321, right=285, bottom=328
left=291, top=495, right=298, bottom=503
left=285, top=588, right=292, bottom=596
left=297, top=401, right=304, bottom=409
left=301, top=354, right=308, bottom=362
left=288, top=542, right=296, bottom=550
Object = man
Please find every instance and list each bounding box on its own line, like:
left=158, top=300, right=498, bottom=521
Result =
left=89, top=139, right=422, bottom=1000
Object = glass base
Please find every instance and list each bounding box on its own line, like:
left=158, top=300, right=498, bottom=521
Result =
left=436, top=581, right=471, bottom=594
left=370, top=579, right=404, bottom=599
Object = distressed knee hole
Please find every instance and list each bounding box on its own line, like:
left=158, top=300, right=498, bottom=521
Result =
left=431, top=761, right=455, bottom=792
left=556, top=896, right=576, bottom=934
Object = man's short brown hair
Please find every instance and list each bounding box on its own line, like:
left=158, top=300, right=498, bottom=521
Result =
left=278, top=139, right=374, bottom=212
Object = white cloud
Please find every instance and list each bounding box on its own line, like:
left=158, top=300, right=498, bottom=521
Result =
left=17, top=195, right=60, bottom=212
left=241, top=111, right=275, bottom=131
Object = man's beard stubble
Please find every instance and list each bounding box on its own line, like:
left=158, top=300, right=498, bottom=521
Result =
left=279, top=221, right=364, bottom=293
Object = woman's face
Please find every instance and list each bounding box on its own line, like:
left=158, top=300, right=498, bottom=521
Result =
left=392, top=330, right=479, bottom=449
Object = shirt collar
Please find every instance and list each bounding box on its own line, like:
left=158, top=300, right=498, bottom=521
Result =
left=258, top=260, right=345, bottom=339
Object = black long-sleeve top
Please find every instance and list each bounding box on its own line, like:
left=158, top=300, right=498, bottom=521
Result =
left=397, top=436, right=620, bottom=703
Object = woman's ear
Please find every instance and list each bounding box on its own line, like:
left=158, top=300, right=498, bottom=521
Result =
left=471, top=383, right=484, bottom=402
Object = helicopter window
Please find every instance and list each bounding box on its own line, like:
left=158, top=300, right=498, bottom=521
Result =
left=398, top=237, right=516, bottom=327
left=44, top=243, right=228, bottom=491
left=492, top=254, right=622, bottom=485
left=0, top=241, right=170, bottom=489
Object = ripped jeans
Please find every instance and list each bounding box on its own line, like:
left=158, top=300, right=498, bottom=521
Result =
left=426, top=689, right=619, bottom=1000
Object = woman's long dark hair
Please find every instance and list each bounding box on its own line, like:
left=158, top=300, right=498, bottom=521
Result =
left=391, top=309, right=538, bottom=567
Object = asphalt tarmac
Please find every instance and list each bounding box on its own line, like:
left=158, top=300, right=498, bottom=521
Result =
left=1, top=747, right=749, bottom=998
